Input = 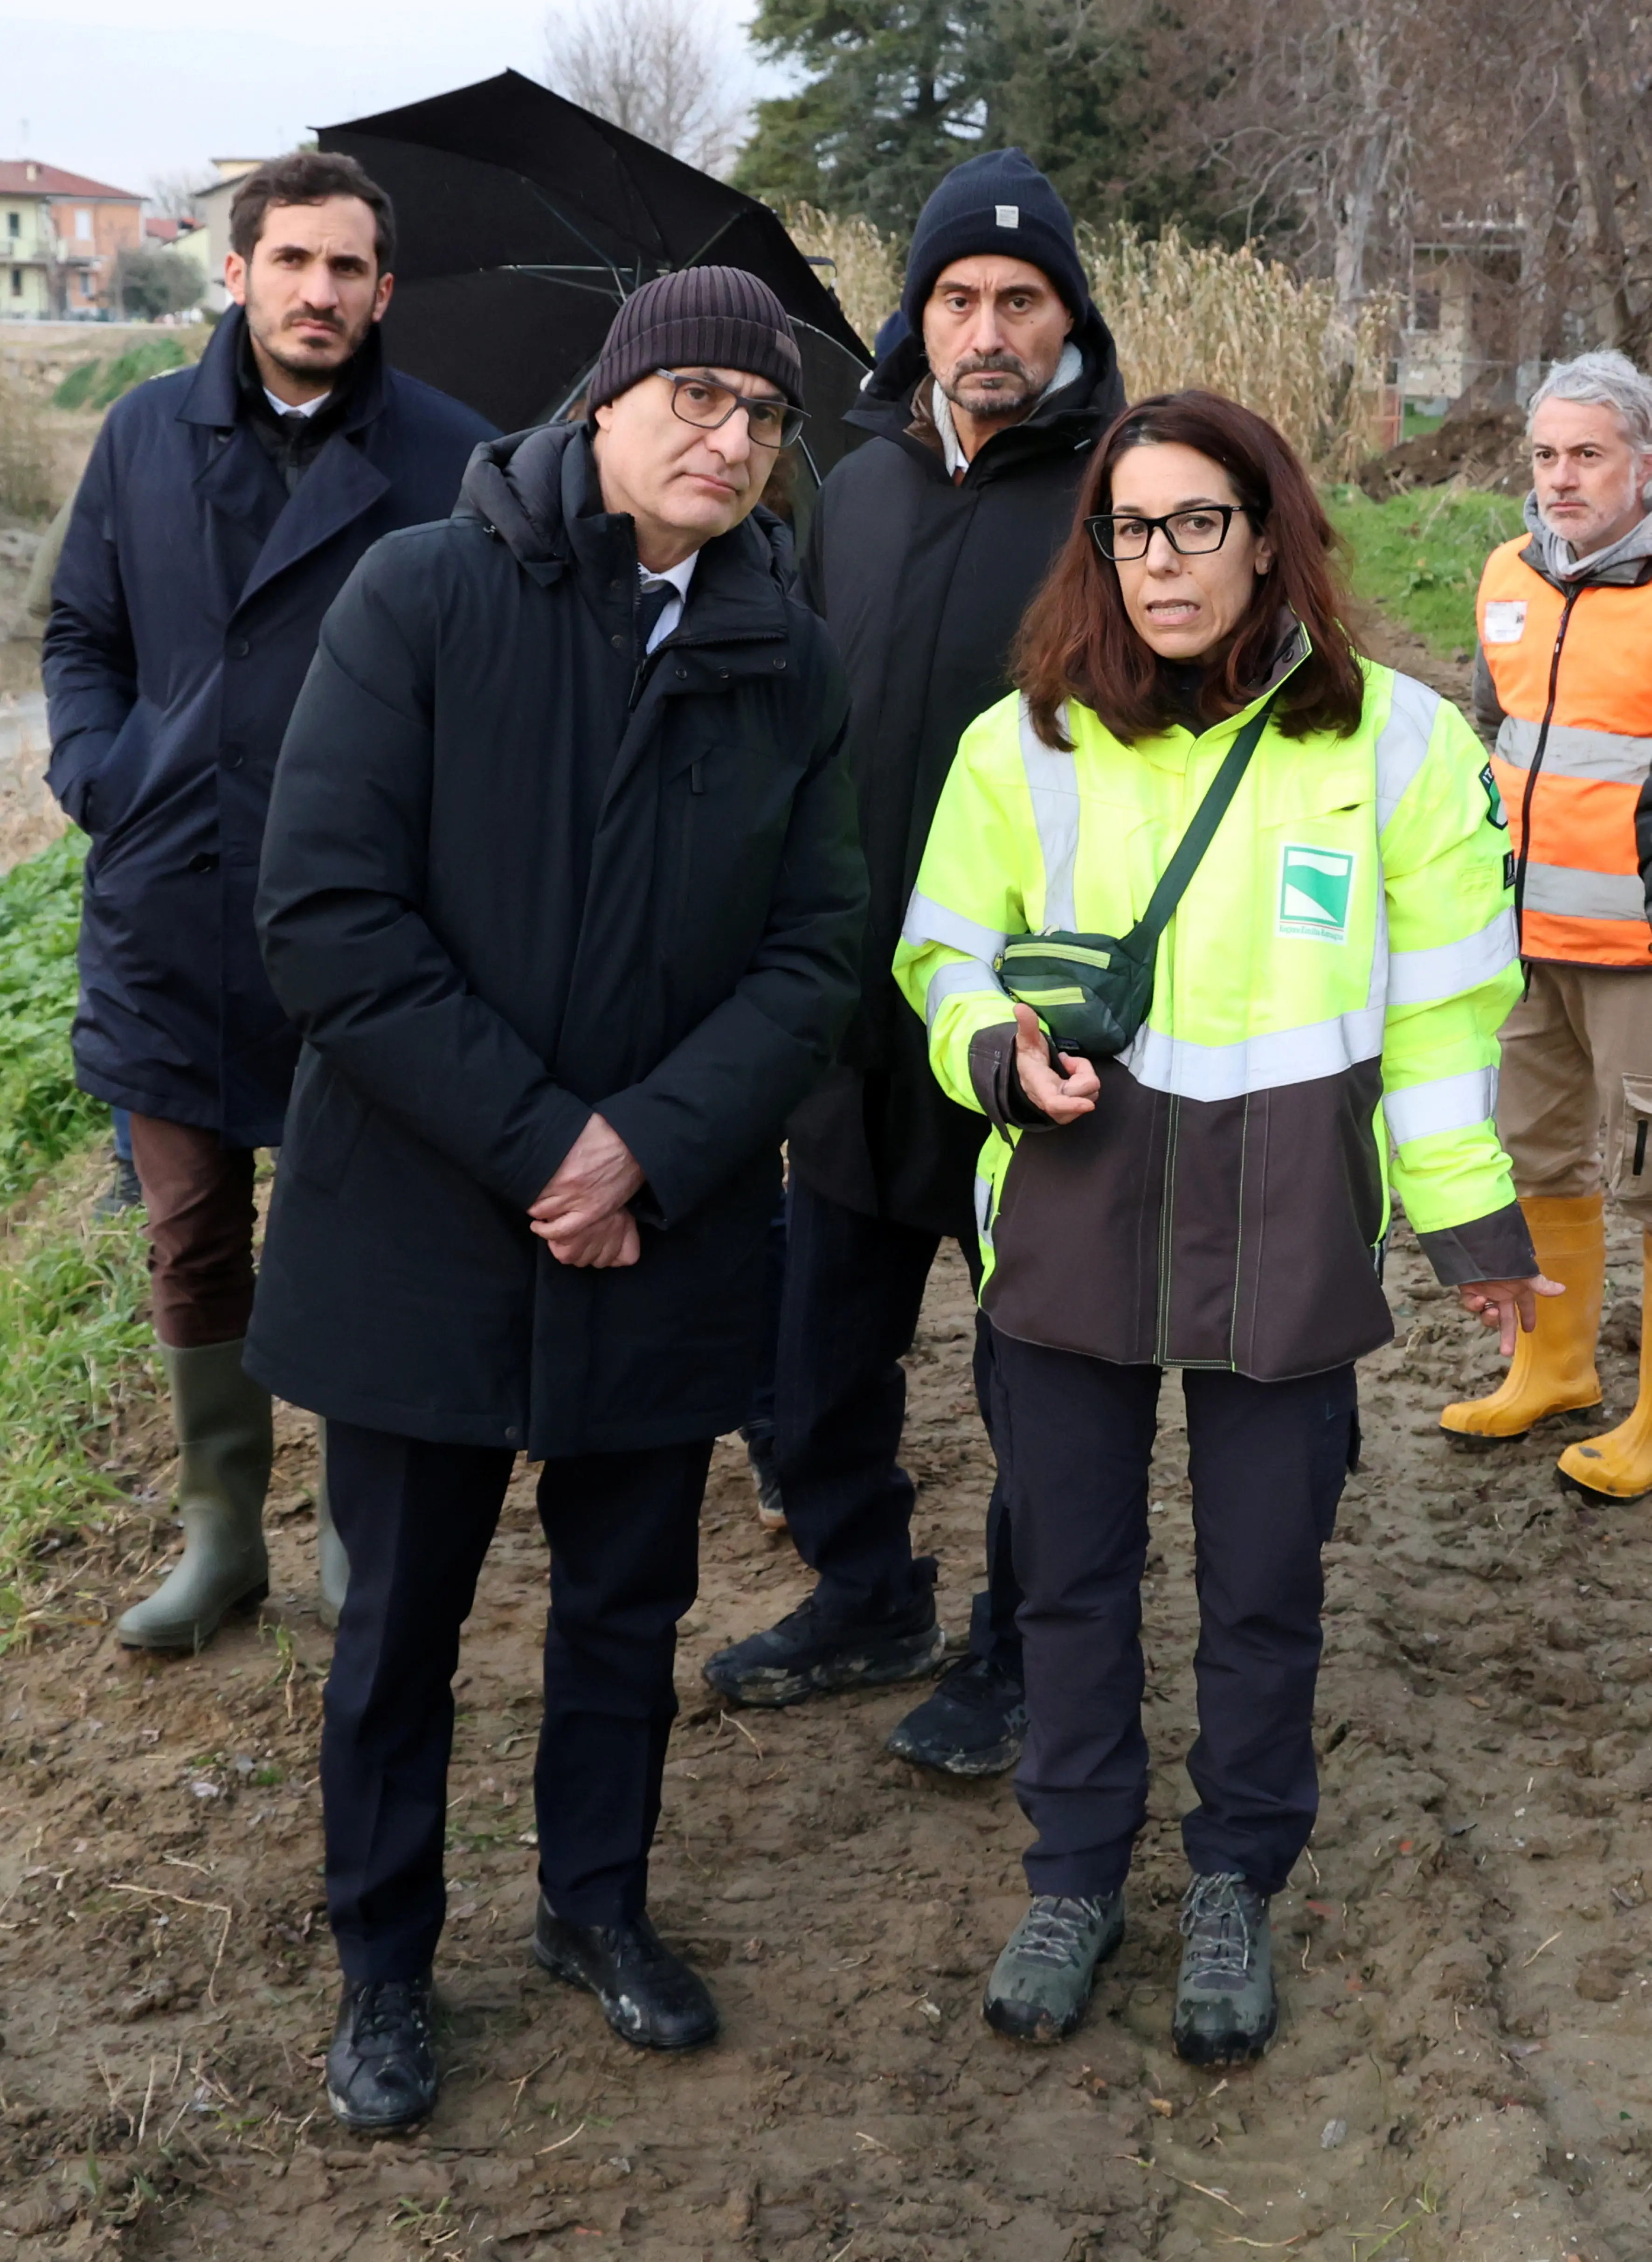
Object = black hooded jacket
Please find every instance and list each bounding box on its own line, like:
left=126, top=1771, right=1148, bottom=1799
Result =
left=246, top=422, right=865, bottom=1456
left=787, top=306, right=1126, bottom=1237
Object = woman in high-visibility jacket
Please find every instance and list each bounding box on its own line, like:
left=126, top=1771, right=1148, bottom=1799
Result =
left=894, top=391, right=1552, bottom=2066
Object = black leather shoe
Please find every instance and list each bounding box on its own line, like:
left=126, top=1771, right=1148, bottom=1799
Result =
left=533, top=1899, right=718, bottom=2050
left=886, top=1654, right=1027, bottom=1776
left=703, top=1567, right=943, bottom=1708
left=326, top=1973, right=438, bottom=2130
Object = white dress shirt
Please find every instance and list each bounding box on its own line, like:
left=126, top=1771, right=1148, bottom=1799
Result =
left=638, top=552, right=698, bottom=652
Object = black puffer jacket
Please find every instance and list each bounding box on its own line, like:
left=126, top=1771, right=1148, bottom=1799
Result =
left=788, top=308, right=1125, bottom=1237
left=247, top=422, right=865, bottom=1456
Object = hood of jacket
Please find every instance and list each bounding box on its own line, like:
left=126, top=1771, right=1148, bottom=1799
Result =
left=844, top=299, right=1122, bottom=458
left=1519, top=486, right=1652, bottom=589
left=455, top=417, right=795, bottom=604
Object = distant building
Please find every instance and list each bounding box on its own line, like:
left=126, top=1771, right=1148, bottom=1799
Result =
left=0, top=160, right=143, bottom=318
left=190, top=159, right=267, bottom=314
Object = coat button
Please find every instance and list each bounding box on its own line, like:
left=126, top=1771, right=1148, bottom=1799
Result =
left=230, top=637, right=250, bottom=659
left=188, top=852, right=219, bottom=874
left=675, top=666, right=688, bottom=680
left=772, top=657, right=787, bottom=670
left=611, top=632, right=624, bottom=649
left=222, top=747, right=244, bottom=770
left=504, top=1425, right=520, bottom=1444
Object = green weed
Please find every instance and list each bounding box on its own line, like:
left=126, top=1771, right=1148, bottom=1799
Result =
left=53, top=338, right=189, bottom=413
left=0, top=834, right=108, bottom=1206
left=1326, top=483, right=1528, bottom=658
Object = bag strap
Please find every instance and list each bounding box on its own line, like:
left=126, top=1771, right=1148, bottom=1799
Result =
left=1125, top=694, right=1279, bottom=955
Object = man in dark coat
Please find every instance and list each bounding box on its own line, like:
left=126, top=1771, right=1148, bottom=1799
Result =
left=706, top=150, right=1126, bottom=1776
left=246, top=268, right=865, bottom=2128
left=42, top=151, right=494, bottom=1651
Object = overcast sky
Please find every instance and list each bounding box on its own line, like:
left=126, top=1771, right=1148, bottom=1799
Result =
left=3, top=0, right=767, bottom=198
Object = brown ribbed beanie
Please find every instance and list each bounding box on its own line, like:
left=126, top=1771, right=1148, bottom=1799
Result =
left=587, top=265, right=804, bottom=413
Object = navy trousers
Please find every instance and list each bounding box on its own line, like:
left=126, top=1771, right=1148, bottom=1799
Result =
left=774, top=1177, right=1022, bottom=1672
left=990, top=1335, right=1357, bottom=1899
left=321, top=1419, right=711, bottom=1983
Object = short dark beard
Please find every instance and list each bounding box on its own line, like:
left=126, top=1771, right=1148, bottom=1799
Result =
left=939, top=350, right=1045, bottom=424
left=246, top=298, right=374, bottom=388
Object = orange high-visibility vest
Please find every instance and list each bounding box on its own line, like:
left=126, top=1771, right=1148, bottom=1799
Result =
left=1479, top=536, right=1652, bottom=967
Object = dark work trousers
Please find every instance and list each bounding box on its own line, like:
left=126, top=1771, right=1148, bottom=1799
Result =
left=774, top=1177, right=1022, bottom=1673
left=321, top=1419, right=713, bottom=1984
left=990, top=1333, right=1357, bottom=1900
left=127, top=1114, right=258, bottom=1349
left=745, top=1199, right=790, bottom=1433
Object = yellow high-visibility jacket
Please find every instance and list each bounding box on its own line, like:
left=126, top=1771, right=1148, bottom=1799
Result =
left=894, top=646, right=1533, bottom=1378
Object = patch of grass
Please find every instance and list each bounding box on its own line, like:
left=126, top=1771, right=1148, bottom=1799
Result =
left=0, top=833, right=107, bottom=1206
left=52, top=358, right=104, bottom=410
left=53, top=337, right=189, bottom=412
left=1326, top=482, right=1528, bottom=657
left=0, top=1157, right=153, bottom=1635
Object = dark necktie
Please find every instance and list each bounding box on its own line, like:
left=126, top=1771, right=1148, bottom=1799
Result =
left=636, top=580, right=675, bottom=653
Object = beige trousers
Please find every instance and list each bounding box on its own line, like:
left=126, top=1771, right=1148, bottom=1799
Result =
left=1496, top=962, right=1652, bottom=1225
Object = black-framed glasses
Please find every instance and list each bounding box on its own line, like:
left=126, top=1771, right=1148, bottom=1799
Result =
left=657, top=368, right=807, bottom=451
left=1086, top=505, right=1253, bottom=561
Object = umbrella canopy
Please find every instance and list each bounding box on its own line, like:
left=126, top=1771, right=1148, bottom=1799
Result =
left=319, top=70, right=873, bottom=489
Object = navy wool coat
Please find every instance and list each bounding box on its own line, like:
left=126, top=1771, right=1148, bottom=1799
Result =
left=41, top=310, right=495, bottom=1145
left=246, top=423, right=866, bottom=1457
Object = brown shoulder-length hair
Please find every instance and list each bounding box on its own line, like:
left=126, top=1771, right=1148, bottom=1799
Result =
left=1012, top=389, right=1367, bottom=748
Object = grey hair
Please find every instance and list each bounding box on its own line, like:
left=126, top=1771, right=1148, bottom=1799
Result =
left=1528, top=349, right=1652, bottom=454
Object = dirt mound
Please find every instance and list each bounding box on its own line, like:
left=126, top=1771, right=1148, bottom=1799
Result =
left=4, top=1219, right=1652, bottom=2257
left=1357, top=407, right=1529, bottom=500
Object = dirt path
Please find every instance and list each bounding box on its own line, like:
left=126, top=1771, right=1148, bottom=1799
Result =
left=5, top=1187, right=1652, bottom=2262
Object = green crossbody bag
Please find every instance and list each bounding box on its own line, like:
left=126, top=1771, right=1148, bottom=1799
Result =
left=994, top=695, right=1278, bottom=1061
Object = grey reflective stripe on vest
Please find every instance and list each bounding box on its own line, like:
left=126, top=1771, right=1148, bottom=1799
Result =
left=924, top=956, right=1002, bottom=1028
left=1375, top=673, right=1440, bottom=833
left=1522, top=863, right=1649, bottom=921
left=1384, top=1064, right=1498, bottom=1147
left=1017, top=697, right=1081, bottom=928
left=1388, top=909, right=1518, bottom=1006
left=1122, top=1005, right=1386, bottom=1101
left=974, top=1171, right=996, bottom=1244
left=901, top=889, right=1008, bottom=962
left=1496, top=714, right=1652, bottom=785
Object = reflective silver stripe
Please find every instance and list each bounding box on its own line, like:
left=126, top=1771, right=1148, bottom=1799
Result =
left=1388, top=910, right=1517, bottom=1006
left=1384, top=1066, right=1498, bottom=1147
left=974, top=1171, right=995, bottom=1243
left=925, top=956, right=1002, bottom=1028
left=1376, top=673, right=1440, bottom=832
left=902, top=889, right=1008, bottom=962
left=1121, top=1006, right=1386, bottom=1101
left=1018, top=697, right=1081, bottom=928
left=1495, top=714, right=1652, bottom=784
left=1523, top=863, right=1648, bottom=921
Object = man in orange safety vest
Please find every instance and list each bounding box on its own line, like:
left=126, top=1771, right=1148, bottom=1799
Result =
left=1442, top=350, right=1652, bottom=1498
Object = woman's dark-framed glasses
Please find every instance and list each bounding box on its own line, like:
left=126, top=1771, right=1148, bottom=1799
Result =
left=1086, top=505, right=1249, bottom=561
left=657, top=368, right=807, bottom=451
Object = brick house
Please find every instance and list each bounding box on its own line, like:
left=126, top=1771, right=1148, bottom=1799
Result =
left=0, top=160, right=143, bottom=318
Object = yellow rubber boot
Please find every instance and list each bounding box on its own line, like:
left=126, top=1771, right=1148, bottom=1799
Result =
left=1559, top=1233, right=1652, bottom=1501
left=1439, top=1193, right=1604, bottom=1443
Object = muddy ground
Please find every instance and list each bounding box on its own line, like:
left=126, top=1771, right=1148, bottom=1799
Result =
left=3, top=1181, right=1652, bottom=2262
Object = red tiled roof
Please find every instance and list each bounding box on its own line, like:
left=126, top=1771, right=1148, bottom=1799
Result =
left=0, top=161, right=141, bottom=201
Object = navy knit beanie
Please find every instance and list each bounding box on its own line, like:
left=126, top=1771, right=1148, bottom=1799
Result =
left=588, top=265, right=804, bottom=412
left=901, top=149, right=1087, bottom=331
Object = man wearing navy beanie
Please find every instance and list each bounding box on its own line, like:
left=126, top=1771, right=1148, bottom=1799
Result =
left=707, top=152, right=1125, bottom=1776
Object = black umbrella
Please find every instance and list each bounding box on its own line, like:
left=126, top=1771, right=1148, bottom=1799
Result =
left=319, top=69, right=873, bottom=491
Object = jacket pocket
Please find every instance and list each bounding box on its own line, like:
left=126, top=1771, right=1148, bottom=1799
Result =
left=1611, top=1075, right=1652, bottom=1197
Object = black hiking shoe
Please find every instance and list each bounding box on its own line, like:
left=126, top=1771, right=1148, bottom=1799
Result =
left=885, top=1655, right=1027, bottom=1776
left=703, top=1574, right=943, bottom=1709
left=533, top=1900, right=718, bottom=2051
left=739, top=1422, right=787, bottom=1532
left=1172, top=1872, right=1277, bottom=2066
left=95, top=1153, right=144, bottom=1217
left=326, top=1973, right=438, bottom=2130
left=983, top=1892, right=1126, bottom=2042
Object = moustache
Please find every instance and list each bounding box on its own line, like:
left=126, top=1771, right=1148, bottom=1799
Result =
left=951, top=352, right=1034, bottom=382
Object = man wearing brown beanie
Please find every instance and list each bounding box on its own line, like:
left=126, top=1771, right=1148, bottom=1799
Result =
left=247, top=266, right=866, bottom=2128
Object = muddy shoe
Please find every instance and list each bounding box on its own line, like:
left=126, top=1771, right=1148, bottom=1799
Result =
left=326, top=1973, right=437, bottom=2130
left=1172, top=1872, right=1276, bottom=2066
left=982, top=1892, right=1126, bottom=2042
left=534, top=1901, right=717, bottom=2050
left=739, top=1422, right=787, bottom=1533
left=886, top=1655, right=1026, bottom=1776
left=703, top=1576, right=943, bottom=1708
left=94, top=1152, right=144, bottom=1217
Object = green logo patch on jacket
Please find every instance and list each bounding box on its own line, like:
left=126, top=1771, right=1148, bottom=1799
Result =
left=1278, top=845, right=1355, bottom=941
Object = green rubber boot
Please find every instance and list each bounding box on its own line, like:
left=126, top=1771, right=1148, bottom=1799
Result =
left=1172, top=1872, right=1277, bottom=2066
left=314, top=1416, right=349, bottom=1632
left=982, top=1892, right=1126, bottom=2042
left=117, top=1340, right=272, bottom=1652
